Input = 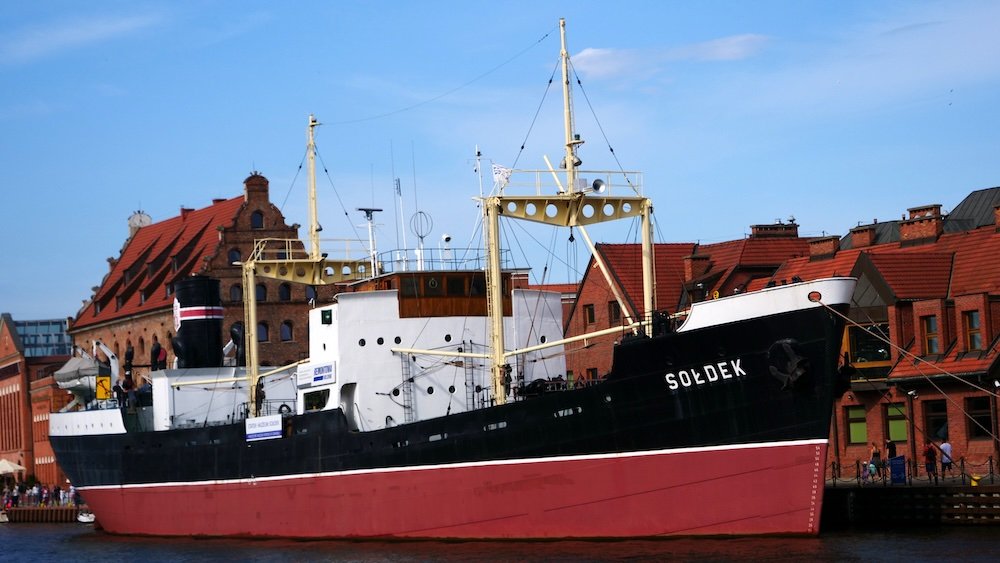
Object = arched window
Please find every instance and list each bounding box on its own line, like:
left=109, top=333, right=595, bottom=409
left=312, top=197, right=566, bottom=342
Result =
left=280, top=321, right=293, bottom=342
left=305, top=286, right=317, bottom=301
left=231, top=322, right=244, bottom=340
left=257, top=322, right=269, bottom=342
left=251, top=210, right=264, bottom=229
left=139, top=337, right=146, bottom=356
left=230, top=284, right=242, bottom=302
left=279, top=283, right=292, bottom=302
left=256, top=283, right=267, bottom=302
left=228, top=248, right=241, bottom=264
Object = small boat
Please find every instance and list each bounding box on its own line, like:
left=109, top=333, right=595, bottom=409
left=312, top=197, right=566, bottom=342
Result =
left=77, top=511, right=95, bottom=524
left=49, top=19, right=855, bottom=539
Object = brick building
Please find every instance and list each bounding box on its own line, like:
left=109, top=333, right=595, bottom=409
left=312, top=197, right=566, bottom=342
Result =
left=0, top=314, right=71, bottom=485
left=752, top=187, right=1000, bottom=478
left=564, top=223, right=811, bottom=382
left=69, top=172, right=334, bottom=382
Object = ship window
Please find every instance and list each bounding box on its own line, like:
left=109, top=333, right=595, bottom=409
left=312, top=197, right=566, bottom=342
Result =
left=485, top=421, right=507, bottom=431
left=394, top=336, right=401, bottom=344
left=401, top=277, right=419, bottom=298
left=377, top=337, right=384, bottom=345
left=251, top=210, right=264, bottom=229
left=447, top=276, right=465, bottom=296
left=884, top=403, right=907, bottom=442
left=963, top=310, right=982, bottom=351
left=424, top=276, right=443, bottom=297
left=921, top=315, right=939, bottom=355
left=608, top=301, right=622, bottom=325
left=554, top=406, right=582, bottom=418
left=470, top=275, right=486, bottom=296
left=428, top=433, right=447, bottom=442
left=304, top=389, right=329, bottom=411
left=279, top=283, right=292, bottom=302
left=846, top=405, right=867, bottom=444
left=584, top=304, right=595, bottom=325
left=966, top=396, right=994, bottom=439
left=230, top=284, right=242, bottom=302
left=444, top=334, right=452, bottom=343
left=358, top=339, right=366, bottom=347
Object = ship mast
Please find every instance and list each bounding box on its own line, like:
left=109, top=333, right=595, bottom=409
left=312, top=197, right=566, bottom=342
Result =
left=482, top=18, right=655, bottom=405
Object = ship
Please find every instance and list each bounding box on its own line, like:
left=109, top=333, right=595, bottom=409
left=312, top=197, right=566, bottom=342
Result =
left=50, top=19, right=856, bottom=539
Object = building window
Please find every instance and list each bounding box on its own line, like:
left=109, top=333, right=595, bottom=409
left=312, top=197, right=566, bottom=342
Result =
left=922, top=315, right=939, bottom=355
left=963, top=310, right=982, bottom=352
left=251, top=210, right=264, bottom=229
left=306, top=286, right=317, bottom=301
left=966, top=396, right=994, bottom=439
left=228, top=248, right=241, bottom=264
left=584, top=304, right=595, bottom=325
left=848, top=323, right=890, bottom=364
left=586, top=367, right=598, bottom=380
left=257, top=322, right=269, bottom=342
left=885, top=402, right=907, bottom=442
left=608, top=301, right=622, bottom=325
left=230, top=284, right=242, bottom=302
left=280, top=321, right=293, bottom=342
left=256, top=283, right=267, bottom=302
left=279, top=283, right=292, bottom=302
left=924, top=399, right=948, bottom=441
left=846, top=405, right=867, bottom=444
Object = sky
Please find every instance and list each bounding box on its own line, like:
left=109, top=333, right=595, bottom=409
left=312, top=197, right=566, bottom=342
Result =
left=3, top=0, right=1000, bottom=320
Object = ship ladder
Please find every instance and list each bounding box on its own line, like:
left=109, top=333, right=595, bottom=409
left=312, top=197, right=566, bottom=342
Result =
left=400, top=354, right=416, bottom=423
left=464, top=348, right=476, bottom=410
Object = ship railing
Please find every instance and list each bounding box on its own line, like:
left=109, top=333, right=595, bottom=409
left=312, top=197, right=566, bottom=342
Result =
left=499, top=168, right=643, bottom=197
left=375, top=247, right=515, bottom=274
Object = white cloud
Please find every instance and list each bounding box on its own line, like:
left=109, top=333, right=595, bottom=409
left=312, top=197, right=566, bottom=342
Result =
left=572, top=34, right=769, bottom=80
left=0, top=13, right=163, bottom=65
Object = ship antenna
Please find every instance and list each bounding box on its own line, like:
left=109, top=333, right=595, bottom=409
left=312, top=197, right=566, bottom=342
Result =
left=560, top=17, right=583, bottom=194
left=307, top=114, right=321, bottom=260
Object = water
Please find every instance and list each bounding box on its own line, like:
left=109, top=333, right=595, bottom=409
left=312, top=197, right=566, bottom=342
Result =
left=1, top=525, right=998, bottom=562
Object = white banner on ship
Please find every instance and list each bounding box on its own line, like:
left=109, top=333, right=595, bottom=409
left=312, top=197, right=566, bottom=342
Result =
left=245, top=414, right=282, bottom=442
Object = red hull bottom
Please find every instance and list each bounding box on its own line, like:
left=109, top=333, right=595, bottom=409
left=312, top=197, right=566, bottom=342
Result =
left=82, top=439, right=827, bottom=538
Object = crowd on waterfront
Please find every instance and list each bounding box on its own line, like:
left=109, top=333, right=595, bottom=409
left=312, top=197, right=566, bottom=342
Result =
left=2, top=483, right=82, bottom=509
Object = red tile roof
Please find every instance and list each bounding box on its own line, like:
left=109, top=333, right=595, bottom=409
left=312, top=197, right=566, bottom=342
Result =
left=597, top=243, right=698, bottom=313
left=73, top=197, right=244, bottom=330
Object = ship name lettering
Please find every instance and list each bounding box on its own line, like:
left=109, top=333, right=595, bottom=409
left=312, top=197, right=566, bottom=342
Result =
left=664, top=359, right=746, bottom=391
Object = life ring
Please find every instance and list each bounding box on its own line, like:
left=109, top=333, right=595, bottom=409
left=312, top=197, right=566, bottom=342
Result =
left=278, top=403, right=292, bottom=415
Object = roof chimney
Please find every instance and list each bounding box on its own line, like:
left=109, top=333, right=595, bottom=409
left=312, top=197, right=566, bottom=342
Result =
left=850, top=225, right=876, bottom=248
left=179, top=207, right=194, bottom=220
left=899, top=204, right=943, bottom=246
left=683, top=254, right=711, bottom=282
left=808, top=236, right=839, bottom=261
left=994, top=204, right=1000, bottom=232
left=750, top=222, right=799, bottom=238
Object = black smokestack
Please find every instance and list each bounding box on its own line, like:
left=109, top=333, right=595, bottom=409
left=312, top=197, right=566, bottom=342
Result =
left=171, top=276, right=224, bottom=368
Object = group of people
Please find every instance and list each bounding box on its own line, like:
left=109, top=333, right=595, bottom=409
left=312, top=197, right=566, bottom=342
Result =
left=923, top=439, right=955, bottom=484
left=2, top=482, right=81, bottom=509
left=863, top=438, right=954, bottom=483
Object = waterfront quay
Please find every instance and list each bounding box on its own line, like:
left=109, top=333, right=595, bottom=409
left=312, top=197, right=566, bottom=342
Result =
left=824, top=462, right=1000, bottom=527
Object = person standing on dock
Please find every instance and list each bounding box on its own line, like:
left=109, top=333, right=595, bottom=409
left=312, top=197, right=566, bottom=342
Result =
left=923, top=440, right=938, bottom=485
left=870, top=442, right=883, bottom=480
left=940, top=439, right=954, bottom=478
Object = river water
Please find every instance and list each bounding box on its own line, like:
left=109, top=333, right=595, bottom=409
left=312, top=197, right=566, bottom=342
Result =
left=1, top=524, right=997, bottom=562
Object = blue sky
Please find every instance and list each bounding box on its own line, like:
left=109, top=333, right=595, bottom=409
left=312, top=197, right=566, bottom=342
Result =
left=3, top=1, right=1000, bottom=320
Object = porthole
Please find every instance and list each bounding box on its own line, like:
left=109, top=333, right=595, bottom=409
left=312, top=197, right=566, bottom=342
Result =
left=540, top=335, right=547, bottom=343
left=395, top=336, right=402, bottom=344
left=444, top=334, right=452, bottom=343
left=427, top=386, right=434, bottom=394
left=448, top=385, right=456, bottom=393
left=392, top=389, right=400, bottom=397
left=359, top=338, right=366, bottom=347
left=377, top=337, right=384, bottom=345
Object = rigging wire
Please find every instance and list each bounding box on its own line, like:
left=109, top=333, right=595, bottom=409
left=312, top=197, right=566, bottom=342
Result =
left=330, top=26, right=557, bottom=126
left=278, top=149, right=308, bottom=213
left=508, top=59, right=561, bottom=170
left=314, top=144, right=365, bottom=243
left=570, top=61, right=639, bottom=193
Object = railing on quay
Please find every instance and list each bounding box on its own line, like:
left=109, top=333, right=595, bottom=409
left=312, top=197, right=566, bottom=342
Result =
left=828, top=456, right=996, bottom=487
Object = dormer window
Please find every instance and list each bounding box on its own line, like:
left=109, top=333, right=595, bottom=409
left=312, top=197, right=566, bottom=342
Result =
left=963, top=310, right=982, bottom=351
left=251, top=210, right=264, bottom=229
left=922, top=315, right=939, bottom=355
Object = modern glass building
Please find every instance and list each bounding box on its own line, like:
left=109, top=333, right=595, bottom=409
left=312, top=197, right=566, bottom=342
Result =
left=14, top=318, right=72, bottom=357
